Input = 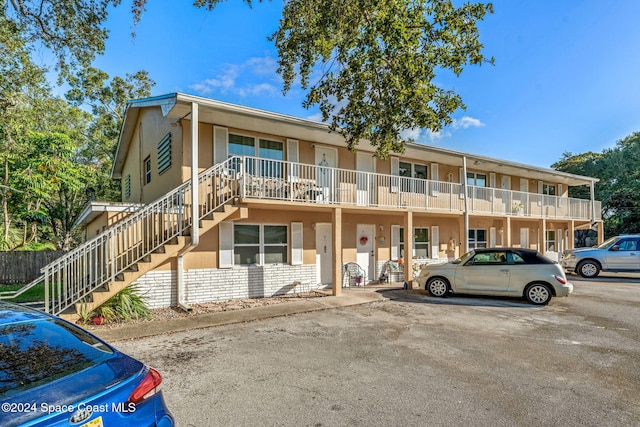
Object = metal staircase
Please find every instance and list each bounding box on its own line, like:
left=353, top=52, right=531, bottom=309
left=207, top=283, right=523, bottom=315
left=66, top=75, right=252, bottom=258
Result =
left=1, top=158, right=240, bottom=320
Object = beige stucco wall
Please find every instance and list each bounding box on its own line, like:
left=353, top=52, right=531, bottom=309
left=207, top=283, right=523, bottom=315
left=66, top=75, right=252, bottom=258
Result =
left=124, top=112, right=572, bottom=201
left=120, top=108, right=183, bottom=204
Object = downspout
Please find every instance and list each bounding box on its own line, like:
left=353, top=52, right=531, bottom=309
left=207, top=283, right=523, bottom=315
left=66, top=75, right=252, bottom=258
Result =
left=462, top=156, right=469, bottom=253
left=177, top=102, right=200, bottom=312
left=590, top=179, right=596, bottom=228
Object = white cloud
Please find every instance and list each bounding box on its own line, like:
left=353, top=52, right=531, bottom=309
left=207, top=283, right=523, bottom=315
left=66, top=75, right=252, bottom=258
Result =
left=400, top=128, right=451, bottom=143
left=190, top=56, right=281, bottom=98
left=451, top=116, right=485, bottom=129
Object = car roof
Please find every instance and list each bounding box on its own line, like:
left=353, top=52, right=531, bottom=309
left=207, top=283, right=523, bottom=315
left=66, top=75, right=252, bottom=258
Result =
left=472, top=248, right=539, bottom=254
left=0, top=301, right=52, bottom=325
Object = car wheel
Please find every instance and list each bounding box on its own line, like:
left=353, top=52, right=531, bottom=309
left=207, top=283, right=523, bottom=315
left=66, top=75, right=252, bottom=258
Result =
left=427, top=277, right=450, bottom=297
left=525, top=283, right=552, bottom=305
left=577, top=260, right=600, bottom=278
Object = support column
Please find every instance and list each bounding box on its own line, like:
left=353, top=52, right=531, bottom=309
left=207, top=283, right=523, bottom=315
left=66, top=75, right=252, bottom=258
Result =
left=568, top=220, right=575, bottom=249
left=462, top=156, right=469, bottom=253
left=458, top=216, right=465, bottom=257
left=540, top=219, right=546, bottom=254
left=332, top=207, right=343, bottom=296
left=597, top=220, right=604, bottom=245
left=505, top=217, right=512, bottom=247
left=404, top=211, right=413, bottom=289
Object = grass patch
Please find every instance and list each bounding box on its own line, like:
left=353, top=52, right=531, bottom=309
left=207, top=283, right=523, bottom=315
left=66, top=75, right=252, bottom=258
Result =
left=0, top=283, right=46, bottom=303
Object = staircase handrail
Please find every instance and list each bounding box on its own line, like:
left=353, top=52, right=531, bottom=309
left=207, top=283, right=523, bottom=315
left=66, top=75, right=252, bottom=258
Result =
left=43, top=158, right=238, bottom=315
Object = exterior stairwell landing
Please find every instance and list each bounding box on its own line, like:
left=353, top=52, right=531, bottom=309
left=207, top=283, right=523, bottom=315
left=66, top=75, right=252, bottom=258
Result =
left=36, top=159, right=241, bottom=322
left=62, top=205, right=247, bottom=322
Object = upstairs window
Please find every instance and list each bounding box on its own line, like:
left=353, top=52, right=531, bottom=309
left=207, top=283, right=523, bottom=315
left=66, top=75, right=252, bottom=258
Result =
left=144, top=156, right=151, bottom=185
left=467, top=172, right=487, bottom=187
left=399, top=161, right=428, bottom=192
left=542, top=183, right=556, bottom=196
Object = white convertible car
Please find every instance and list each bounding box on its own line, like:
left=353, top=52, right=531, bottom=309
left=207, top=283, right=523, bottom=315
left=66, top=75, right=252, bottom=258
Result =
left=416, top=248, right=573, bottom=305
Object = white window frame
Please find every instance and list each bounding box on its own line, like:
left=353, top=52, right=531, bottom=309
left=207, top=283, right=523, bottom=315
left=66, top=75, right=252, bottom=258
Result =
left=143, top=156, right=151, bottom=185
left=546, top=230, right=557, bottom=252
left=233, top=223, right=289, bottom=266
left=398, top=161, right=428, bottom=193
left=468, top=228, right=488, bottom=249
left=399, top=226, right=430, bottom=258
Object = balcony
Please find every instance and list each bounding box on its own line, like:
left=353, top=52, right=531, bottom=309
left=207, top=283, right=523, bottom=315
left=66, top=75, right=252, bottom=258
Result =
left=232, top=156, right=601, bottom=221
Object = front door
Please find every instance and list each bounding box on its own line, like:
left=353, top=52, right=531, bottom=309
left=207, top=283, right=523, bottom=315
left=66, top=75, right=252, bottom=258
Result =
left=356, top=153, right=375, bottom=206
left=315, top=147, right=337, bottom=203
left=356, top=224, right=375, bottom=283
left=315, top=223, right=333, bottom=285
left=501, top=176, right=511, bottom=214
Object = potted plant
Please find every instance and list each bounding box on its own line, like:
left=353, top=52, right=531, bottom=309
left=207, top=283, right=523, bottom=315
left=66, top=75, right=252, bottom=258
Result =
left=513, top=201, right=524, bottom=215
left=355, top=272, right=364, bottom=285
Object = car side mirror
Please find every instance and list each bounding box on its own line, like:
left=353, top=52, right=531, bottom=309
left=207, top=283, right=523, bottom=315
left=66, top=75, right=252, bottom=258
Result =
left=611, top=245, right=620, bottom=251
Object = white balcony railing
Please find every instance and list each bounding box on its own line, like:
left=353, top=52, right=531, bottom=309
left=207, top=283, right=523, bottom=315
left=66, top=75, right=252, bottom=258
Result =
left=234, top=156, right=601, bottom=221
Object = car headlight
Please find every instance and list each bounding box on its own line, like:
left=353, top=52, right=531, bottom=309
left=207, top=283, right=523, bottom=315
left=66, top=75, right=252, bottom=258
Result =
left=419, top=268, right=430, bottom=278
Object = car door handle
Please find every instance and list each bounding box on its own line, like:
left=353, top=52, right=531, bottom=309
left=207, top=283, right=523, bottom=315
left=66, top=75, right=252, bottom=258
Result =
left=500, top=269, right=509, bottom=273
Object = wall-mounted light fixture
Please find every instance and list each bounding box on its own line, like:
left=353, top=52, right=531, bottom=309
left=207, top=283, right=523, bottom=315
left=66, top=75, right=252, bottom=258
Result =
left=311, top=223, right=316, bottom=230
left=379, top=224, right=384, bottom=232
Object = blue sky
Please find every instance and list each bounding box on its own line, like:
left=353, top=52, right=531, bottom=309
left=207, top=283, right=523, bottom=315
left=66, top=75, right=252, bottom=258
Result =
left=84, top=0, right=640, bottom=169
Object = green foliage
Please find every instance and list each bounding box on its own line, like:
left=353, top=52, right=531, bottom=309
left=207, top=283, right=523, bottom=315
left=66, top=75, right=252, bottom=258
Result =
left=3, top=0, right=118, bottom=79
left=270, top=0, right=494, bottom=158
left=553, top=132, right=640, bottom=237
left=0, top=283, right=45, bottom=302
left=92, top=285, right=151, bottom=323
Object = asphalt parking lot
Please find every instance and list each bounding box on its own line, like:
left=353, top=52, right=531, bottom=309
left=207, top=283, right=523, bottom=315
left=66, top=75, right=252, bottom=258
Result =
left=116, top=275, right=640, bottom=426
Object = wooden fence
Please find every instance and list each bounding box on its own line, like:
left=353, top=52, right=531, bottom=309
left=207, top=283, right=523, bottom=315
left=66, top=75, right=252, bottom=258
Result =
left=0, top=251, right=65, bottom=285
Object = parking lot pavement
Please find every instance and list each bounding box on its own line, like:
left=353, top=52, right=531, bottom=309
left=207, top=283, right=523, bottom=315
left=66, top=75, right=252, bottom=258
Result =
left=114, top=279, right=640, bottom=427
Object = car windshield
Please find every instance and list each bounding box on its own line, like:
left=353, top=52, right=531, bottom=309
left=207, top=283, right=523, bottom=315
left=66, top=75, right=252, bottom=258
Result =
left=452, top=250, right=476, bottom=264
left=597, top=236, right=620, bottom=249
left=0, top=319, right=113, bottom=398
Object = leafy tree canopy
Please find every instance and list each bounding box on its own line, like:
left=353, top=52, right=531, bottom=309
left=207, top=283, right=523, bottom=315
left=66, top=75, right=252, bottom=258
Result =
left=5, top=0, right=494, bottom=159
left=553, top=132, right=640, bottom=237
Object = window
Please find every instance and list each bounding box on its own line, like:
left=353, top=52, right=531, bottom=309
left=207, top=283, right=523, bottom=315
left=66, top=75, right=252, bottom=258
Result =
left=470, top=251, right=508, bottom=265
left=546, top=230, right=556, bottom=252
left=158, top=133, right=172, bottom=175
left=542, top=183, right=556, bottom=196
left=259, top=139, right=284, bottom=178
left=399, top=227, right=429, bottom=258
left=228, top=134, right=255, bottom=173
left=616, top=238, right=639, bottom=252
left=124, top=174, right=131, bottom=199
left=467, top=172, right=487, bottom=187
left=398, top=161, right=428, bottom=192
left=233, top=224, right=288, bottom=266
left=228, top=134, right=284, bottom=177
left=468, top=229, right=487, bottom=249
left=144, top=156, right=151, bottom=185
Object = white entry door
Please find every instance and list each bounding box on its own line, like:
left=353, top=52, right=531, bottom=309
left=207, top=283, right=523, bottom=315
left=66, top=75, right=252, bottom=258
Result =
left=316, top=223, right=332, bottom=286
left=520, top=227, right=529, bottom=249
left=356, top=152, right=375, bottom=206
left=501, top=176, right=511, bottom=214
left=315, top=147, right=337, bottom=203
left=356, top=224, right=375, bottom=283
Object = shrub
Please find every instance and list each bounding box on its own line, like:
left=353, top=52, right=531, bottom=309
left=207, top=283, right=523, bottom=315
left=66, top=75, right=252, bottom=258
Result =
left=93, top=284, right=150, bottom=323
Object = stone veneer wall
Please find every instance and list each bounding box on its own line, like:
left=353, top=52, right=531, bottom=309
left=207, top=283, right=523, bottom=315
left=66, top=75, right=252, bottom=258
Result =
left=134, top=264, right=318, bottom=309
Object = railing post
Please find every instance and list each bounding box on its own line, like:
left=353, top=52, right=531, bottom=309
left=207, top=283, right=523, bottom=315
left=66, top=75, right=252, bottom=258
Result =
left=44, top=267, right=49, bottom=313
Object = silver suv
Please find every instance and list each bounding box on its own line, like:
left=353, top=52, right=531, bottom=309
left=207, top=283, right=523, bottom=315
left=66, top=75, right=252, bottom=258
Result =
left=560, top=235, right=640, bottom=278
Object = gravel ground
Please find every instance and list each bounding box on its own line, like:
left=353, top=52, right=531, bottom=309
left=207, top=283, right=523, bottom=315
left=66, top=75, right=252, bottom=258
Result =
left=83, top=290, right=326, bottom=331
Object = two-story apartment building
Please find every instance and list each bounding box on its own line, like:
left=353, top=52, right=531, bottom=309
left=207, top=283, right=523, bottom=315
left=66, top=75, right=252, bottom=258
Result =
left=58, top=93, right=600, bottom=319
